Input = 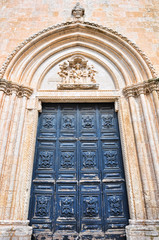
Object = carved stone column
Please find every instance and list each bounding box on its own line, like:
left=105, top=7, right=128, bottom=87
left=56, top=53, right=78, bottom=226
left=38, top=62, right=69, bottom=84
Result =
left=0, top=79, right=33, bottom=240
left=119, top=97, right=146, bottom=220
left=152, top=90, right=159, bottom=119
left=123, top=80, right=159, bottom=239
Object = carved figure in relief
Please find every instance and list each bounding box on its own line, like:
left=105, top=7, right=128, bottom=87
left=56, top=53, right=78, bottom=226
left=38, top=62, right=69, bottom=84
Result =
left=72, top=2, right=85, bottom=21
left=74, top=62, right=83, bottom=83
left=88, top=65, right=97, bottom=83
left=57, top=56, right=99, bottom=89
left=58, top=62, right=68, bottom=83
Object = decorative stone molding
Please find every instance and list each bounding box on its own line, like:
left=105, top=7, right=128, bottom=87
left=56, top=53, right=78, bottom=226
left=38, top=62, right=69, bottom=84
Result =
left=57, top=83, right=99, bottom=90
left=37, top=91, right=120, bottom=101
left=123, top=79, right=159, bottom=98
left=0, top=21, right=157, bottom=79
left=57, top=56, right=99, bottom=90
left=71, top=2, right=85, bottom=21
left=0, top=79, right=33, bottom=98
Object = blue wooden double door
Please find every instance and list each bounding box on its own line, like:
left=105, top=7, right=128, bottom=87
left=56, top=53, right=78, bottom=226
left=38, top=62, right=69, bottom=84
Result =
left=29, top=103, right=129, bottom=239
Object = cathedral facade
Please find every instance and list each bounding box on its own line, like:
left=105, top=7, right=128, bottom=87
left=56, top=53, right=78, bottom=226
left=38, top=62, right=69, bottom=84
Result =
left=0, top=1, right=159, bottom=239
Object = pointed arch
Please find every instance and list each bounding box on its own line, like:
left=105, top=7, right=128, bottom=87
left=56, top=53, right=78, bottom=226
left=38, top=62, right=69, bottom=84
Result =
left=0, top=21, right=157, bottom=90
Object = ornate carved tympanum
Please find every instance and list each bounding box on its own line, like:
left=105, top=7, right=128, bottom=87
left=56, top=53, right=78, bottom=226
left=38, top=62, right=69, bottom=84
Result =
left=57, top=56, right=99, bottom=90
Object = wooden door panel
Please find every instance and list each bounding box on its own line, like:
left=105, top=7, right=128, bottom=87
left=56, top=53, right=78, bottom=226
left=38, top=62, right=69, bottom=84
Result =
left=29, top=103, right=129, bottom=239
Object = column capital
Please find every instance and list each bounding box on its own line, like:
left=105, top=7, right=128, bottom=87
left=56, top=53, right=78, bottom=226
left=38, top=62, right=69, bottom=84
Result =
left=0, top=79, right=33, bottom=98
left=123, top=78, right=159, bottom=98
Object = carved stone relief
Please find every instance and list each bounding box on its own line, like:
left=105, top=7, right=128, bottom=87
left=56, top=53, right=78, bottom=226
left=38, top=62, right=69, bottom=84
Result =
left=71, top=3, right=85, bottom=21
left=57, top=56, right=99, bottom=90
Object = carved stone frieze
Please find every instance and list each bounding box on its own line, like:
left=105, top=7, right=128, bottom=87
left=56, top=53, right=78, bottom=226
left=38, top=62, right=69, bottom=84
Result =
left=123, top=79, right=159, bottom=98
left=57, top=56, right=99, bottom=90
left=0, top=79, right=33, bottom=98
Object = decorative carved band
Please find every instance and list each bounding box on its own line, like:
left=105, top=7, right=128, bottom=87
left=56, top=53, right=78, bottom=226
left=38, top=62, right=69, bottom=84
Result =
left=123, top=79, right=159, bottom=98
left=0, top=79, right=33, bottom=98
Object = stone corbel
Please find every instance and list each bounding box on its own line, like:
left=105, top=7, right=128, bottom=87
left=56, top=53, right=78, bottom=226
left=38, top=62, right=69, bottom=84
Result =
left=123, top=78, right=159, bottom=98
left=0, top=79, right=33, bottom=98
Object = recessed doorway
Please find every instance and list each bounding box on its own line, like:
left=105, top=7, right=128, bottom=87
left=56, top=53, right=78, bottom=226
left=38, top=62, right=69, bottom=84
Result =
left=29, top=103, right=129, bottom=239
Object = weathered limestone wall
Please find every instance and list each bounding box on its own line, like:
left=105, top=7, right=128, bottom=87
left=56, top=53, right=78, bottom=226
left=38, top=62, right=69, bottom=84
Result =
left=0, top=0, right=159, bottom=75
left=0, top=1, right=159, bottom=240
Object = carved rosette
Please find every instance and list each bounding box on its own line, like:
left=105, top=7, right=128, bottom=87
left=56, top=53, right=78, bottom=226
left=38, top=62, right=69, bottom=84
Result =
left=84, top=197, right=98, bottom=217
left=61, top=197, right=74, bottom=217
left=123, top=79, right=159, bottom=98
left=57, top=56, right=99, bottom=90
left=0, top=79, right=33, bottom=98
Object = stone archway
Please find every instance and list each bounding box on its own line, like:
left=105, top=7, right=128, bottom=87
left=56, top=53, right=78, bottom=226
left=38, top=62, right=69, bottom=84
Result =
left=0, top=19, right=159, bottom=240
